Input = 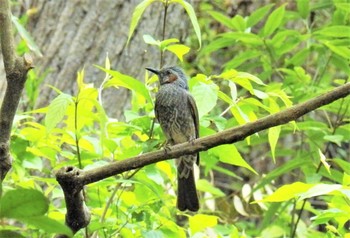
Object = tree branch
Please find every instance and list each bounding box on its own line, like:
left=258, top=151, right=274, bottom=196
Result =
left=58, top=82, right=350, bottom=185
left=56, top=82, right=349, bottom=234
left=0, top=0, right=34, bottom=181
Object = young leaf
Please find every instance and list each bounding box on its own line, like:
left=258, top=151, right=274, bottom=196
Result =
left=298, top=184, right=342, bottom=200
left=166, top=44, right=190, bottom=62
left=97, top=66, right=152, bottom=103
left=313, top=26, right=350, bottom=38
left=209, top=144, right=257, bottom=174
left=268, top=126, right=281, bottom=162
left=259, top=182, right=312, bottom=202
left=247, top=4, right=274, bottom=28
left=143, top=34, right=160, bottom=46
left=191, top=82, right=218, bottom=118
left=127, top=0, right=158, bottom=45
left=11, top=15, right=43, bottom=57
left=208, top=10, right=234, bottom=29
left=262, top=4, right=286, bottom=37
left=297, top=0, right=310, bottom=19
left=170, top=0, right=201, bottom=48
left=196, top=179, right=225, bottom=197
left=45, top=93, right=74, bottom=132
left=0, top=189, right=48, bottom=218
left=318, top=149, right=331, bottom=174
left=189, top=214, right=218, bottom=234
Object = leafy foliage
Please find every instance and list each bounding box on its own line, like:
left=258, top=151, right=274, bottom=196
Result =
left=1, top=0, right=349, bottom=237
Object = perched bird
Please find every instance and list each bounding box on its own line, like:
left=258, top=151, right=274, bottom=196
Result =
left=146, top=66, right=200, bottom=212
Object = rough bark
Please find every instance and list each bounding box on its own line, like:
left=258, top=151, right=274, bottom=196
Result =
left=0, top=0, right=33, bottom=181
left=0, top=0, right=190, bottom=118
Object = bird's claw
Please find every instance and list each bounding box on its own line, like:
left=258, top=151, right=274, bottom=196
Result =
left=189, top=138, right=196, bottom=146
left=163, top=144, right=171, bottom=155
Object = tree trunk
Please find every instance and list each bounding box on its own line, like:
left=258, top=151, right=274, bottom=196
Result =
left=0, top=0, right=189, bottom=118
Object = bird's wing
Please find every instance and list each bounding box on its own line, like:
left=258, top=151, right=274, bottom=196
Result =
left=187, top=93, right=200, bottom=165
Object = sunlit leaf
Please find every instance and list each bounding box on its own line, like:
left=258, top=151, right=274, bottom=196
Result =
left=45, top=93, right=74, bottom=132
left=210, top=144, right=257, bottom=174
left=127, top=0, right=158, bottom=45
left=268, top=126, right=281, bottom=162
left=259, top=182, right=312, bottom=202
left=97, top=66, right=152, bottom=103
left=299, top=184, right=342, bottom=200
left=318, top=149, right=331, bottom=174
left=313, top=26, right=350, bottom=38
left=189, top=214, right=218, bottom=234
left=166, top=44, right=190, bottom=62
left=143, top=34, right=160, bottom=46
left=196, top=179, right=225, bottom=197
left=191, top=82, right=218, bottom=118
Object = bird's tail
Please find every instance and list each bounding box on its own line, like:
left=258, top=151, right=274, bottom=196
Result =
left=177, top=155, right=199, bottom=212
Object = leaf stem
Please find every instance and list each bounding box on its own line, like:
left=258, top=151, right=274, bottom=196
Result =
left=160, top=0, right=169, bottom=68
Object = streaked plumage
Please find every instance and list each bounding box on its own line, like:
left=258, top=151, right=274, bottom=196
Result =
left=146, top=66, right=199, bottom=212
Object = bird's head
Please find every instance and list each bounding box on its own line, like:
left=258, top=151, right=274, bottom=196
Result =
left=146, top=66, right=188, bottom=89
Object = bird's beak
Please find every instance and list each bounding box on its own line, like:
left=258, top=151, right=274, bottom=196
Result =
left=145, top=67, right=159, bottom=75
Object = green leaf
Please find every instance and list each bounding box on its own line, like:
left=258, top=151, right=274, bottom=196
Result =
left=166, top=44, right=190, bottom=62
left=323, top=42, right=350, bottom=59
left=196, top=179, right=225, bottom=197
left=189, top=214, right=218, bottom=234
left=191, top=82, right=218, bottom=118
left=11, top=15, right=43, bottom=57
left=160, top=38, right=179, bottom=50
left=224, top=50, right=261, bottom=69
left=231, top=15, right=246, bottom=32
left=262, top=4, right=286, bottom=37
left=261, top=225, right=287, bottom=238
left=259, top=182, right=312, bottom=202
left=254, top=158, right=313, bottom=191
left=319, top=149, right=331, bottom=174
left=127, top=0, right=158, bottom=45
left=199, top=37, right=234, bottom=56
left=22, top=216, right=73, bottom=236
left=0, top=189, right=48, bottom=218
left=247, top=4, right=274, bottom=28
left=45, top=93, right=73, bottom=132
left=143, top=34, right=160, bottom=46
left=313, top=26, right=350, bottom=38
left=297, top=0, right=310, bottom=19
left=268, top=126, right=281, bottom=162
left=298, top=184, right=342, bottom=200
left=209, top=145, right=257, bottom=174
left=208, top=10, right=234, bottom=29
left=97, top=67, right=152, bottom=103
left=0, top=231, right=25, bottom=238
left=171, top=0, right=201, bottom=48
left=220, top=32, right=264, bottom=45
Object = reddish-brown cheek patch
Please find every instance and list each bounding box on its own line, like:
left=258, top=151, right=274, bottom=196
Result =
left=168, top=73, right=178, bottom=82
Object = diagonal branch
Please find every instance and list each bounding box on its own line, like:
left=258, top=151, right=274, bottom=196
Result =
left=64, top=82, right=350, bottom=184
left=0, top=0, right=34, bottom=181
left=56, top=82, right=349, bottom=234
